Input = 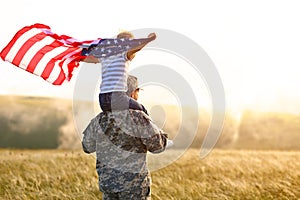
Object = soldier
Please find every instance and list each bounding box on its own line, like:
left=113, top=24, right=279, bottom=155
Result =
left=82, top=75, right=168, bottom=200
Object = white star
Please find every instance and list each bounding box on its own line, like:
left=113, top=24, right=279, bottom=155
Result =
left=106, top=40, right=111, bottom=45
left=101, top=48, right=105, bottom=52
left=120, top=38, right=125, bottom=42
left=114, top=39, right=118, bottom=44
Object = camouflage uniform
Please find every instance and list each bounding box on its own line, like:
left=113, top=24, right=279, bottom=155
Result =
left=82, top=109, right=168, bottom=200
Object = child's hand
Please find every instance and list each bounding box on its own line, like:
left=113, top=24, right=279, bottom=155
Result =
left=148, top=33, right=156, bottom=40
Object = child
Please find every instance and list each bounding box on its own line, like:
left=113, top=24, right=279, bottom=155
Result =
left=81, top=31, right=156, bottom=114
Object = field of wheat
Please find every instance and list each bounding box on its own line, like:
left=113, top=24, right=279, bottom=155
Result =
left=0, top=148, right=299, bottom=200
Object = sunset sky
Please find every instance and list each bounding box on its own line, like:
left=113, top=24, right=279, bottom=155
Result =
left=0, top=0, right=300, bottom=114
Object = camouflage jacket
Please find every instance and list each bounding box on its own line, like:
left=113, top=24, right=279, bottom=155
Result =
left=82, top=110, right=168, bottom=193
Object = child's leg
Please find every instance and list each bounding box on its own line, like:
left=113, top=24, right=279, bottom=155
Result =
left=99, top=92, right=130, bottom=112
left=99, top=93, right=113, bottom=112
left=99, top=92, right=148, bottom=114
left=128, top=98, right=148, bottom=115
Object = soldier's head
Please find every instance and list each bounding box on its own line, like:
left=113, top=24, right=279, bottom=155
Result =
left=126, top=75, right=141, bottom=100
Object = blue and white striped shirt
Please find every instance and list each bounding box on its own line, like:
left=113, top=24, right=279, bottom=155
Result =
left=100, top=52, right=129, bottom=93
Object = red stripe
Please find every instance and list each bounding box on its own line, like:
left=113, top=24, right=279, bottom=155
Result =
left=26, top=40, right=63, bottom=73
left=12, top=32, right=47, bottom=66
left=51, top=54, right=82, bottom=85
left=0, top=26, right=33, bottom=60
left=52, top=67, right=66, bottom=85
left=30, top=23, right=51, bottom=30
left=41, top=47, right=78, bottom=80
left=66, top=54, right=82, bottom=80
left=60, top=35, right=73, bottom=40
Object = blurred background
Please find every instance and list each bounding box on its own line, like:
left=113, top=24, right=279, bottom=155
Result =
left=0, top=95, right=299, bottom=150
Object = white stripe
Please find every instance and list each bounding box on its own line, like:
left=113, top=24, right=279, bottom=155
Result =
left=101, top=83, right=126, bottom=88
left=102, top=76, right=125, bottom=82
left=19, top=36, right=55, bottom=70
left=61, top=58, right=73, bottom=79
left=103, top=66, right=125, bottom=72
left=33, top=46, right=68, bottom=76
left=47, top=48, right=81, bottom=83
left=46, top=61, right=62, bottom=83
left=5, top=28, right=43, bottom=63
left=61, top=49, right=81, bottom=78
left=101, top=60, right=125, bottom=65
left=102, top=66, right=126, bottom=74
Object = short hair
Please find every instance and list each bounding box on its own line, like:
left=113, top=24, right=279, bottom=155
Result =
left=117, top=31, right=134, bottom=39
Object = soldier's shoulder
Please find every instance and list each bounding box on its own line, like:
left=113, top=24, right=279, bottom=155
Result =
left=88, top=112, right=107, bottom=127
left=129, top=110, right=152, bottom=123
left=96, top=110, right=152, bottom=124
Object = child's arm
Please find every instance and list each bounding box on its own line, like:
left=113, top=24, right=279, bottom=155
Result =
left=81, top=56, right=100, bottom=63
left=127, top=33, right=156, bottom=60
left=82, top=33, right=156, bottom=59
left=80, top=45, right=100, bottom=63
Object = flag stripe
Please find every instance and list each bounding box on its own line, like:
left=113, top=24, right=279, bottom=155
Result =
left=0, top=26, right=34, bottom=60
left=60, top=49, right=82, bottom=79
left=26, top=40, right=63, bottom=73
left=12, top=32, right=47, bottom=67
left=19, top=36, right=56, bottom=70
left=47, top=61, right=65, bottom=84
left=5, top=28, right=42, bottom=63
left=50, top=53, right=81, bottom=85
left=33, top=46, right=69, bottom=76
left=52, top=69, right=66, bottom=85
left=41, top=47, right=76, bottom=80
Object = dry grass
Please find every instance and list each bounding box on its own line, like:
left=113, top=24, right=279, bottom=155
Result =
left=0, top=149, right=299, bottom=200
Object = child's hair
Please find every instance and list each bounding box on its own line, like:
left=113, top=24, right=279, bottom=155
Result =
left=117, top=31, right=134, bottom=39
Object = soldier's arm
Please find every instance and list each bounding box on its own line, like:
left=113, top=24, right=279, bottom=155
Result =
left=138, top=113, right=168, bottom=153
left=82, top=116, right=99, bottom=153
left=144, top=125, right=168, bottom=154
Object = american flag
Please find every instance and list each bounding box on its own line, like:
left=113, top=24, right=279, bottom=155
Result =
left=82, top=37, right=153, bottom=58
left=0, top=23, right=100, bottom=85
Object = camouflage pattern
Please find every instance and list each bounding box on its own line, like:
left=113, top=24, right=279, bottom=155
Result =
left=102, top=186, right=151, bottom=200
left=82, top=109, right=167, bottom=199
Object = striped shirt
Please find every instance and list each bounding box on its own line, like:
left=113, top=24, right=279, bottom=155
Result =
left=100, top=52, right=129, bottom=93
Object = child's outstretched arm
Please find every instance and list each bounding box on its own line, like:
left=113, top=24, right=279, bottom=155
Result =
left=81, top=55, right=99, bottom=63
left=127, top=33, right=156, bottom=60
left=82, top=33, right=156, bottom=59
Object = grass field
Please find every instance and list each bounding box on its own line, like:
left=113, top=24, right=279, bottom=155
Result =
left=0, top=149, right=299, bottom=200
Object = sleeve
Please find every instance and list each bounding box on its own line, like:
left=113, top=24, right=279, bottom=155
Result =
left=137, top=113, right=168, bottom=153
left=82, top=117, right=98, bottom=154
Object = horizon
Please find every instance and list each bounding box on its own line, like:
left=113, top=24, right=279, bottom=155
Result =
left=1, top=94, right=300, bottom=117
